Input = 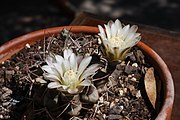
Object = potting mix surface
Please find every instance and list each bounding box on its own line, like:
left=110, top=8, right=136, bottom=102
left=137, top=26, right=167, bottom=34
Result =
left=0, top=31, right=159, bottom=120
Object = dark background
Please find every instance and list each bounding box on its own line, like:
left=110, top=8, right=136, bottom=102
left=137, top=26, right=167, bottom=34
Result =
left=0, top=0, right=180, bottom=45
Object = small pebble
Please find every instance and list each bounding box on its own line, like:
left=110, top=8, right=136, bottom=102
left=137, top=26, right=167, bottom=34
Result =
left=123, top=88, right=127, bottom=93
left=128, top=74, right=132, bottom=78
left=35, top=77, right=47, bottom=83
left=98, top=38, right=102, bottom=44
left=103, top=114, right=106, bottom=119
left=38, top=46, right=42, bottom=49
left=4, top=115, right=10, bottom=119
left=120, top=61, right=126, bottom=66
left=131, top=77, right=137, bottom=82
left=25, top=43, right=31, bottom=48
left=119, top=89, right=124, bottom=96
left=0, top=115, right=3, bottom=119
left=122, top=110, right=128, bottom=116
left=128, top=85, right=135, bottom=91
left=115, top=98, right=119, bottom=102
left=119, top=105, right=124, bottom=110
left=125, top=77, right=129, bottom=82
left=97, top=110, right=101, bottom=114
left=15, top=66, right=20, bottom=70
left=99, top=96, right=104, bottom=103
left=132, top=63, right=138, bottom=67
left=110, top=105, right=124, bottom=114
left=136, top=90, right=141, bottom=98
left=2, top=102, right=10, bottom=107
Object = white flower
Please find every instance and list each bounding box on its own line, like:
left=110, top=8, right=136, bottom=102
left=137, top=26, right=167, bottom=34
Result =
left=98, top=19, right=141, bottom=61
left=42, top=49, right=99, bottom=94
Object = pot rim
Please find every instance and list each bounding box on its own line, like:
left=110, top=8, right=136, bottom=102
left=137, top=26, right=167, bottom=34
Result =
left=0, top=26, right=174, bottom=120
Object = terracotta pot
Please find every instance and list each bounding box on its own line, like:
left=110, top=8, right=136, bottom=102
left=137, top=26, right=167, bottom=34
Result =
left=0, top=26, right=174, bottom=120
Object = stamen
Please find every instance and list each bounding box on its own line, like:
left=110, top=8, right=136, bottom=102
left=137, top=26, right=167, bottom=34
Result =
left=110, top=36, right=123, bottom=47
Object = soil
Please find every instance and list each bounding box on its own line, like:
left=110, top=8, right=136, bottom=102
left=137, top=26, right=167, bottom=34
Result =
left=0, top=30, right=157, bottom=120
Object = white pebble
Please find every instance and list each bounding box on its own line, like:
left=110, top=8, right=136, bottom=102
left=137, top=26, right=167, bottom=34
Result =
left=15, top=66, right=20, bottom=70
left=119, top=105, right=124, bottom=110
left=115, top=98, right=119, bottom=102
left=128, top=75, right=132, bottom=78
left=25, top=43, right=30, bottom=48
left=124, top=88, right=127, bottom=93
left=2, top=102, right=10, bottom=107
left=31, top=79, right=35, bottom=83
left=35, top=77, right=47, bottom=84
left=98, top=38, right=102, bottom=44
left=136, top=90, right=141, bottom=98
left=38, top=46, right=42, bottom=49
left=0, top=115, right=3, bottom=119
left=103, top=114, right=106, bottom=119
left=99, top=96, right=104, bottom=103
left=119, top=89, right=124, bottom=96
left=97, top=110, right=101, bottom=114
left=132, top=63, right=138, bottom=67
left=120, top=61, right=126, bottom=66
left=131, top=77, right=137, bottom=81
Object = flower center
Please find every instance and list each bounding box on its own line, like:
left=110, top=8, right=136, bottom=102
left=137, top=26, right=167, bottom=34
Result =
left=63, top=69, right=78, bottom=87
left=110, top=36, right=123, bottom=47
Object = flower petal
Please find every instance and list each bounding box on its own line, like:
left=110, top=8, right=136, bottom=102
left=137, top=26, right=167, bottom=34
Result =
left=80, top=64, right=99, bottom=81
left=111, top=23, right=117, bottom=37
left=108, top=20, right=113, bottom=28
left=134, top=33, right=141, bottom=38
left=117, top=28, right=122, bottom=37
left=62, top=60, right=70, bottom=72
left=55, top=55, right=64, bottom=64
left=46, top=55, right=54, bottom=65
left=53, top=63, right=63, bottom=77
left=77, top=56, right=92, bottom=77
left=98, top=25, right=106, bottom=40
left=125, top=33, right=135, bottom=41
left=43, top=73, right=60, bottom=82
left=67, top=88, right=79, bottom=94
left=61, top=85, right=68, bottom=90
left=64, top=49, right=73, bottom=60
left=129, top=25, right=138, bottom=33
left=76, top=56, right=83, bottom=65
left=48, top=82, right=61, bottom=89
left=122, top=24, right=130, bottom=39
left=42, top=65, right=54, bottom=74
left=80, top=79, right=92, bottom=86
left=70, top=53, right=78, bottom=72
left=115, top=19, right=122, bottom=29
left=104, top=24, right=111, bottom=39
